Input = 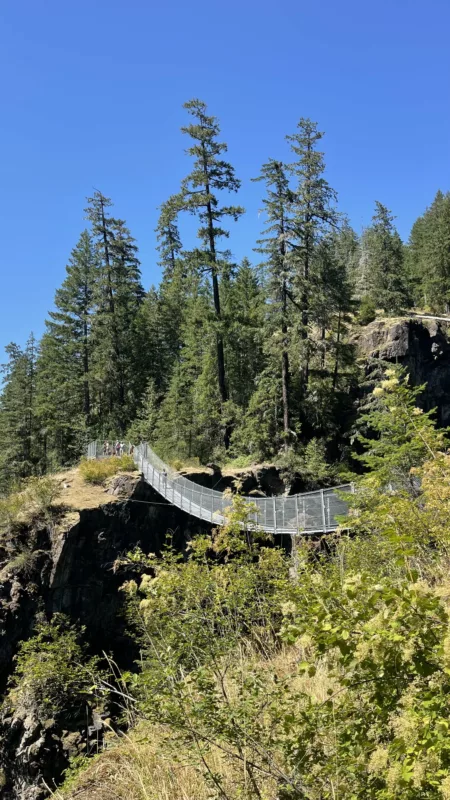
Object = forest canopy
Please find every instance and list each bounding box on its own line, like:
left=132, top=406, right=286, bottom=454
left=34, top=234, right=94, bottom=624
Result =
left=1, top=98, right=449, bottom=492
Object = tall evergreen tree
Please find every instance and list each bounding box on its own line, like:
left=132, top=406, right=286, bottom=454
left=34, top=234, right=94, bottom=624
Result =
left=133, top=288, right=167, bottom=397
left=312, top=230, right=354, bottom=388
left=252, top=159, right=294, bottom=444
left=36, top=230, right=97, bottom=468
left=286, top=118, right=339, bottom=390
left=406, top=191, right=450, bottom=312
left=85, top=191, right=144, bottom=432
left=178, top=99, right=244, bottom=449
left=223, top=258, right=265, bottom=410
left=336, top=220, right=361, bottom=299
left=362, top=202, right=408, bottom=313
left=155, top=196, right=188, bottom=377
left=0, top=335, right=40, bottom=490
left=155, top=278, right=222, bottom=461
left=156, top=195, right=183, bottom=279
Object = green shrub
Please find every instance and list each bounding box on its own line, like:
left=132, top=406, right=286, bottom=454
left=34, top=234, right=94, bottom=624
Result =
left=221, top=453, right=255, bottom=469
left=118, top=454, right=136, bottom=472
left=278, top=438, right=337, bottom=489
left=0, top=475, right=62, bottom=538
left=169, top=456, right=201, bottom=471
left=79, top=455, right=137, bottom=484
left=6, top=615, right=101, bottom=717
left=358, top=293, right=377, bottom=325
left=0, top=492, right=24, bottom=534
left=2, top=547, right=37, bottom=577
left=26, top=475, right=62, bottom=517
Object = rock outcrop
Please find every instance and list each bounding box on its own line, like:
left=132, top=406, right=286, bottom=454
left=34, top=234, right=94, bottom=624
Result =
left=356, top=317, right=450, bottom=425
left=178, top=464, right=289, bottom=497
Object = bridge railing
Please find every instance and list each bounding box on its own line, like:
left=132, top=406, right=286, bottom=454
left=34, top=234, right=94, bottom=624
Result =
left=88, top=440, right=352, bottom=535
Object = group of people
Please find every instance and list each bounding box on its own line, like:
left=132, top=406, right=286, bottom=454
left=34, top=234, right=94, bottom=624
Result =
left=103, top=440, right=133, bottom=457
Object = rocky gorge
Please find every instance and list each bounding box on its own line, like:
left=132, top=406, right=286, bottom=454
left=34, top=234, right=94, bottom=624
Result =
left=2, top=315, right=450, bottom=799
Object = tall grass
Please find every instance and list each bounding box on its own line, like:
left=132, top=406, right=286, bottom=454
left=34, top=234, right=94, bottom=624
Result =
left=0, top=476, right=63, bottom=536
left=79, top=455, right=137, bottom=485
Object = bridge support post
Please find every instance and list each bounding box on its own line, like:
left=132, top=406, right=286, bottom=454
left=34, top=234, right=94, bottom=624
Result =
left=272, top=497, right=277, bottom=536
left=320, top=490, right=326, bottom=533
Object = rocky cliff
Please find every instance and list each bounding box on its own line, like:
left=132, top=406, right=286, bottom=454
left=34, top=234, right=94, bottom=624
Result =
left=0, top=474, right=212, bottom=800
left=356, top=317, right=450, bottom=425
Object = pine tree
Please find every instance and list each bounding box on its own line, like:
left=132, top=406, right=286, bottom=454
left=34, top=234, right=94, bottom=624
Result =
left=252, top=160, right=294, bottom=445
left=178, top=99, right=244, bottom=449
left=0, top=335, right=40, bottom=490
left=36, top=230, right=97, bottom=468
left=336, top=220, right=361, bottom=299
left=156, top=195, right=183, bottom=279
left=155, top=196, right=189, bottom=378
left=406, top=212, right=428, bottom=307
left=312, top=230, right=354, bottom=388
left=362, top=202, right=408, bottom=313
left=127, top=379, right=160, bottom=444
left=406, top=191, right=450, bottom=312
left=155, top=278, right=223, bottom=462
left=133, top=288, right=167, bottom=396
left=223, top=258, right=265, bottom=410
left=85, top=191, right=144, bottom=433
left=130, top=199, right=188, bottom=440
left=232, top=368, right=284, bottom=461
left=286, top=118, right=339, bottom=390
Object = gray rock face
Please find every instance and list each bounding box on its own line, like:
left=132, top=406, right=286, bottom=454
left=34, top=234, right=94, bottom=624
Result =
left=357, top=318, right=450, bottom=425
left=178, top=465, right=288, bottom=497
left=1, top=708, right=91, bottom=800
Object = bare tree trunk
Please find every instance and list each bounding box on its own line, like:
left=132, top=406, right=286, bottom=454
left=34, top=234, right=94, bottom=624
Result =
left=300, top=224, right=311, bottom=392
left=82, top=316, right=90, bottom=423
left=100, top=197, right=125, bottom=428
left=332, top=311, right=342, bottom=389
left=205, top=187, right=230, bottom=449
left=320, top=327, right=326, bottom=370
left=280, top=217, right=290, bottom=447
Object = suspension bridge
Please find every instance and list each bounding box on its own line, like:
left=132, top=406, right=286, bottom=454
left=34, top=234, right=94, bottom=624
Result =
left=87, top=441, right=352, bottom=535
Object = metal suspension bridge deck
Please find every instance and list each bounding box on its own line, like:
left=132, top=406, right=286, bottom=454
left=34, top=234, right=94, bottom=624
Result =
left=88, top=441, right=351, bottom=535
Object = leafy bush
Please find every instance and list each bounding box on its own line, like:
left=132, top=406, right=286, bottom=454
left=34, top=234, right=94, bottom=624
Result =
left=278, top=437, right=337, bottom=489
left=26, top=475, right=63, bottom=517
left=2, top=547, right=37, bottom=577
left=221, top=453, right=256, bottom=469
left=6, top=615, right=101, bottom=717
left=79, top=455, right=137, bottom=484
left=358, top=294, right=377, bottom=325
left=117, top=454, right=136, bottom=472
left=0, top=492, right=25, bottom=534
left=0, top=475, right=62, bottom=538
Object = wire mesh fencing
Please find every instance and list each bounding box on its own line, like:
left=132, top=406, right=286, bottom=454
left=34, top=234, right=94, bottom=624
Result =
left=88, top=440, right=352, bottom=535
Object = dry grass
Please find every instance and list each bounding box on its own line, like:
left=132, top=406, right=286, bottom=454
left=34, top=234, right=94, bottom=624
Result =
left=53, top=729, right=228, bottom=800
left=55, top=468, right=117, bottom=511
left=54, top=646, right=334, bottom=800
left=55, top=467, right=138, bottom=513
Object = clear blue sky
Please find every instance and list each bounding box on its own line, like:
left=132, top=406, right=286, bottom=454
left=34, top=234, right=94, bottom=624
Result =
left=1, top=0, right=449, bottom=357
